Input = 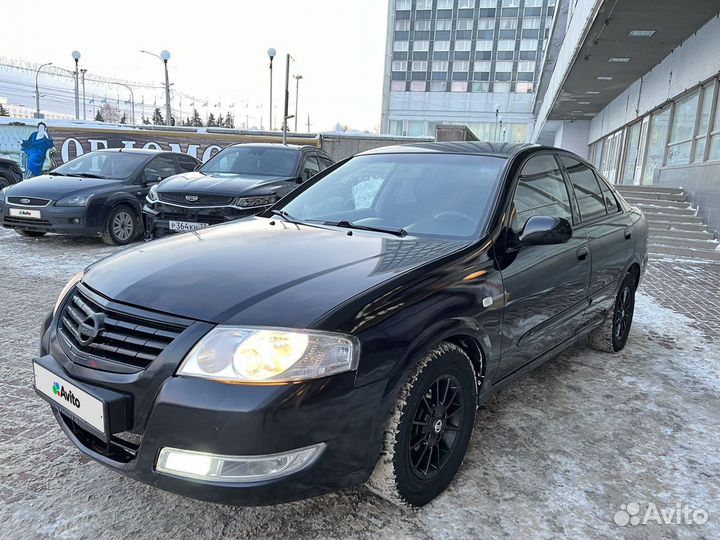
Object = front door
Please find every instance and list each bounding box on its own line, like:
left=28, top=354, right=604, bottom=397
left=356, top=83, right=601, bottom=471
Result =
left=496, top=153, right=590, bottom=380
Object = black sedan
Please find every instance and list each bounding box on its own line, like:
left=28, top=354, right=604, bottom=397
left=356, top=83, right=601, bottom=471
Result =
left=0, top=155, right=23, bottom=188
left=34, top=142, right=647, bottom=507
left=143, top=143, right=333, bottom=237
left=0, top=149, right=200, bottom=245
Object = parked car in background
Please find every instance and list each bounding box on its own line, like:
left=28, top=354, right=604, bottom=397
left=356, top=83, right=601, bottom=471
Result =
left=34, top=142, right=647, bottom=508
left=143, top=143, right=333, bottom=237
left=0, top=155, right=23, bottom=188
left=0, top=149, right=200, bottom=245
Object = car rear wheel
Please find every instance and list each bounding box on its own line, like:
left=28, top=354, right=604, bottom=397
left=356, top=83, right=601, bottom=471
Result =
left=366, top=342, right=477, bottom=507
left=15, top=229, right=47, bottom=238
left=102, top=205, right=137, bottom=246
left=588, top=272, right=636, bottom=353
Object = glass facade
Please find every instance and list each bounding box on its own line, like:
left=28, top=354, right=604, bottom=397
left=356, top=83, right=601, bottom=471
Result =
left=589, top=78, right=720, bottom=185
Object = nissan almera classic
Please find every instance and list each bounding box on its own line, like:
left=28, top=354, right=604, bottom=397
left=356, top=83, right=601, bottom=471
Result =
left=34, top=142, right=648, bottom=507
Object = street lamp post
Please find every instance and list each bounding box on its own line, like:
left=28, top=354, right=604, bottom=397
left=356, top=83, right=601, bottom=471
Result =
left=494, top=103, right=500, bottom=141
left=293, top=74, right=303, bottom=132
left=34, top=62, right=53, bottom=119
left=80, top=69, right=87, bottom=120
left=72, top=51, right=81, bottom=119
left=282, top=53, right=294, bottom=145
left=267, top=48, right=276, bottom=131
left=140, top=49, right=172, bottom=126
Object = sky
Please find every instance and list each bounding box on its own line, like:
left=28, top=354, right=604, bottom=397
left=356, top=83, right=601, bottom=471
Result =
left=1, top=0, right=389, bottom=132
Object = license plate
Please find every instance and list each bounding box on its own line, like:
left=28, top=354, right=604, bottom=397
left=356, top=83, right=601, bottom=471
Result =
left=9, top=207, right=41, bottom=219
left=33, top=363, right=106, bottom=435
left=169, top=220, right=209, bottom=232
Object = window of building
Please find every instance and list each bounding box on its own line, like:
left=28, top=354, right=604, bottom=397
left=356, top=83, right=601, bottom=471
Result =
left=430, top=81, right=447, bottom=91
left=392, top=60, right=407, bottom=71
left=416, top=0, right=433, bottom=9
left=562, top=156, right=607, bottom=221
left=453, top=60, right=470, bottom=71
left=474, top=60, right=492, bottom=72
left=457, top=19, right=474, bottom=31
left=412, top=60, right=428, bottom=71
left=458, top=0, right=475, bottom=7
left=451, top=81, right=468, bottom=92
left=493, top=82, right=511, bottom=92
left=501, top=0, right=519, bottom=6
left=415, top=20, right=432, bottom=31
left=708, top=95, right=720, bottom=161
left=395, top=20, right=410, bottom=31
left=396, top=0, right=411, bottom=9
left=642, top=106, right=670, bottom=182
left=667, top=91, right=699, bottom=166
left=413, top=40, right=430, bottom=51
left=520, top=39, right=538, bottom=50
left=497, top=40, right=515, bottom=50
left=499, top=17, right=517, bottom=29
left=515, top=82, right=534, bottom=93
left=393, top=41, right=409, bottom=52
left=512, top=155, right=572, bottom=232
left=495, top=60, right=513, bottom=72
left=517, top=60, right=535, bottom=73
left=436, top=20, right=453, bottom=32
left=472, top=82, right=490, bottom=92
left=695, top=82, right=716, bottom=162
left=476, top=40, right=494, bottom=51
left=409, top=81, right=426, bottom=91
left=435, top=40, right=451, bottom=51
left=621, top=120, right=645, bottom=185
left=479, top=0, right=496, bottom=6
left=525, top=0, right=542, bottom=5
left=436, top=0, right=453, bottom=8
left=390, top=81, right=406, bottom=91
left=523, top=17, right=541, bottom=29
left=599, top=130, right=622, bottom=183
left=455, top=40, right=472, bottom=51
left=477, top=18, right=494, bottom=30
left=432, top=60, right=449, bottom=71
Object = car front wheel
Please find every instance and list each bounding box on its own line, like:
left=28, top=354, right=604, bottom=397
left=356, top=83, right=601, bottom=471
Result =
left=102, top=205, right=137, bottom=246
left=366, top=342, right=477, bottom=507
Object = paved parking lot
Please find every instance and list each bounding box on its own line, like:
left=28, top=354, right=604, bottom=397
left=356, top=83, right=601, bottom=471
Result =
left=1, top=229, right=719, bottom=540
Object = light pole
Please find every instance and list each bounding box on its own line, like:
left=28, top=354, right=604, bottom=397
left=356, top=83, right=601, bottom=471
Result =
left=140, top=49, right=172, bottom=126
left=494, top=102, right=500, bottom=141
left=72, top=51, right=81, bottom=119
left=267, top=48, right=276, bottom=131
left=282, top=53, right=294, bottom=145
left=293, top=74, right=303, bottom=132
left=34, top=62, right=53, bottom=119
left=80, top=69, right=87, bottom=120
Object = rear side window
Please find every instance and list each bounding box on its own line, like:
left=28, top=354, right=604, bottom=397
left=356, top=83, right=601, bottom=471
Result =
left=143, top=155, right=178, bottom=181
left=176, top=155, right=199, bottom=173
left=318, top=155, right=333, bottom=170
left=561, top=156, right=607, bottom=221
left=511, top=154, right=573, bottom=231
left=596, top=174, right=621, bottom=214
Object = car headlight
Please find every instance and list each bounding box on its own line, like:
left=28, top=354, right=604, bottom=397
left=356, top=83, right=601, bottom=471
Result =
left=146, top=184, right=159, bottom=203
left=236, top=195, right=278, bottom=208
left=53, top=271, right=83, bottom=316
left=0, top=187, right=7, bottom=203
left=177, top=327, right=359, bottom=383
left=56, top=194, right=91, bottom=207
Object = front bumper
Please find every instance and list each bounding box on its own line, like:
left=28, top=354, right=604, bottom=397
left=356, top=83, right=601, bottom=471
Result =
left=143, top=202, right=264, bottom=238
left=1, top=202, right=100, bottom=235
left=38, top=313, right=387, bottom=506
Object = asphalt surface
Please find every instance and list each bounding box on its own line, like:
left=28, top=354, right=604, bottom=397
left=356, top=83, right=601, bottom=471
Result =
left=1, top=228, right=718, bottom=540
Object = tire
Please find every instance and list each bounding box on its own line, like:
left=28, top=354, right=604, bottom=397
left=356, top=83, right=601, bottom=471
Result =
left=15, top=229, right=46, bottom=238
left=366, top=342, right=477, bottom=507
left=588, top=272, right=636, bottom=353
left=101, top=205, right=138, bottom=246
left=0, top=176, right=10, bottom=189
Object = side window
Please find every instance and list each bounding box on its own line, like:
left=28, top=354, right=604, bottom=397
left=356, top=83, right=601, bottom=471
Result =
left=561, top=156, right=607, bottom=221
left=318, top=155, right=333, bottom=170
left=301, top=154, right=320, bottom=180
left=596, top=174, right=621, bottom=214
left=143, top=155, right=177, bottom=182
left=176, top=155, right=199, bottom=173
left=511, top=154, right=573, bottom=232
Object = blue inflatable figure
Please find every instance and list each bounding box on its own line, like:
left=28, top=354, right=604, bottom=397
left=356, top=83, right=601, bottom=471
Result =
left=21, top=122, right=55, bottom=177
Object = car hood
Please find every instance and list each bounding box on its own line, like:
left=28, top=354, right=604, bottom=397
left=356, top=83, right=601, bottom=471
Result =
left=83, top=217, right=466, bottom=328
left=6, top=175, right=123, bottom=199
left=157, top=171, right=293, bottom=196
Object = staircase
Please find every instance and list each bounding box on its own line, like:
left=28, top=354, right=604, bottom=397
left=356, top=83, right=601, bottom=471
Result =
left=615, top=185, right=720, bottom=262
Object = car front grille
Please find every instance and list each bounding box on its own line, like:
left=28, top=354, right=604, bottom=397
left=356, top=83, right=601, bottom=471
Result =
left=159, top=192, right=235, bottom=206
left=58, top=285, right=189, bottom=373
left=8, top=196, right=50, bottom=206
left=3, top=216, right=52, bottom=228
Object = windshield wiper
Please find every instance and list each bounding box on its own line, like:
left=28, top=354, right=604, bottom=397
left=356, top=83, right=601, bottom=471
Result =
left=60, top=172, right=105, bottom=179
left=268, top=208, right=304, bottom=224
left=324, top=220, right=407, bottom=238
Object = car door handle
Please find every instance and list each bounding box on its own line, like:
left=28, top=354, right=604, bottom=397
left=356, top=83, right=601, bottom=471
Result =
left=624, top=228, right=632, bottom=240
left=576, top=247, right=589, bottom=261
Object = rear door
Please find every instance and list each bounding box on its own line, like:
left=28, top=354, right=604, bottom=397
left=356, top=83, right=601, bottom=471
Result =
left=299, top=153, right=320, bottom=182
left=496, top=153, right=590, bottom=379
left=559, top=155, right=635, bottom=325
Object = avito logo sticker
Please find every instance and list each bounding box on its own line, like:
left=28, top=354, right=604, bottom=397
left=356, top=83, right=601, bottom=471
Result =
left=52, top=381, right=81, bottom=408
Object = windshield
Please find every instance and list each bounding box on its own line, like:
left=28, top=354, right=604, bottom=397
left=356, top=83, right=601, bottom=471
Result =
left=280, top=153, right=505, bottom=239
left=53, top=152, right=147, bottom=179
left=200, top=146, right=300, bottom=177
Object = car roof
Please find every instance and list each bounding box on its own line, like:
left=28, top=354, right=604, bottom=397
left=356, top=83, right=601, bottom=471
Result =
left=227, top=143, right=320, bottom=152
left=94, top=148, right=170, bottom=155
left=358, top=141, right=544, bottom=159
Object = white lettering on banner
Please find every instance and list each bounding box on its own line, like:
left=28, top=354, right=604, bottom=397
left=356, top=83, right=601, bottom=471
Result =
left=202, top=145, right=222, bottom=161
left=61, top=138, right=84, bottom=162
left=88, top=139, right=108, bottom=151
left=143, top=142, right=162, bottom=150
left=169, top=143, right=200, bottom=158
left=121, top=141, right=137, bottom=149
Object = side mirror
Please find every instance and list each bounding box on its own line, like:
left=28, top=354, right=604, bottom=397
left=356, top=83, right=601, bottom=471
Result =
left=144, top=173, right=161, bottom=185
left=519, top=216, right=572, bottom=246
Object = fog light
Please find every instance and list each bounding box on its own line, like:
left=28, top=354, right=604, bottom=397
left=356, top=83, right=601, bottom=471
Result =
left=155, top=443, right=325, bottom=482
